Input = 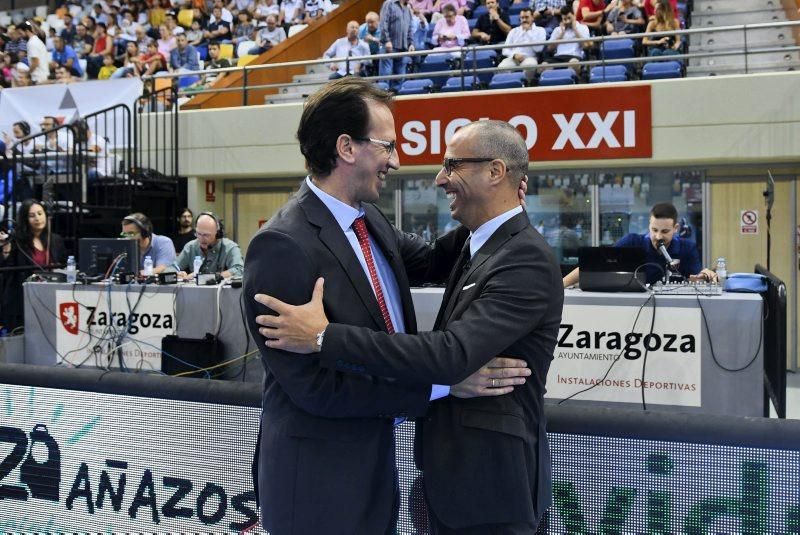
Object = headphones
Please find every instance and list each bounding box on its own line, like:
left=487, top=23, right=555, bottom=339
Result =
left=195, top=212, right=224, bottom=239
left=15, top=121, right=31, bottom=137
left=122, top=212, right=152, bottom=238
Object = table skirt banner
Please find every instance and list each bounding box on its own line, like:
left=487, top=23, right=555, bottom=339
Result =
left=547, top=303, right=702, bottom=406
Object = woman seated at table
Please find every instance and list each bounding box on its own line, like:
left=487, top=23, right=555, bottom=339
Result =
left=0, top=199, right=66, bottom=330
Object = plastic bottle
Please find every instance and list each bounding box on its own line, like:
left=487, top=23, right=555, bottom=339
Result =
left=66, top=256, right=76, bottom=283
left=716, top=257, right=727, bottom=285
left=193, top=255, right=203, bottom=285
left=143, top=255, right=154, bottom=277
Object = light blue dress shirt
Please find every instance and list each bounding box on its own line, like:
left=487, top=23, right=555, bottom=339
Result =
left=307, top=177, right=449, bottom=400
left=469, top=205, right=523, bottom=259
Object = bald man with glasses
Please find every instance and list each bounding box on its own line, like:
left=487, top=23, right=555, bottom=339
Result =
left=172, top=213, right=243, bottom=280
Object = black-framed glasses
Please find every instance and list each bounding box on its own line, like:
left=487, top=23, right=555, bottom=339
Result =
left=442, top=157, right=495, bottom=177
left=353, top=137, right=396, bottom=156
left=120, top=231, right=140, bottom=238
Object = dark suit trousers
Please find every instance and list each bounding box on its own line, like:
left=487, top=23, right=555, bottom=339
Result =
left=428, top=497, right=540, bottom=535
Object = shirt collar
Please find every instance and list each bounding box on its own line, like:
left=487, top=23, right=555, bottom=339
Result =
left=306, top=176, right=364, bottom=232
left=469, top=205, right=523, bottom=258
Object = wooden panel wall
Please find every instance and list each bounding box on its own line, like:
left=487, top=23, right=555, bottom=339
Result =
left=182, top=0, right=384, bottom=110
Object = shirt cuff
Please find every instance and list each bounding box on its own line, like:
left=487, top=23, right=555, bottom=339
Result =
left=430, top=384, right=450, bottom=401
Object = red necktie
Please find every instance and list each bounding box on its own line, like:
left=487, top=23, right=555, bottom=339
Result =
left=352, top=216, right=395, bottom=334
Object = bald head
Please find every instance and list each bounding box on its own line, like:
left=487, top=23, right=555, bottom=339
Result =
left=459, top=120, right=529, bottom=187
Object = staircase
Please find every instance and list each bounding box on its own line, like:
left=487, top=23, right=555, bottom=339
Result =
left=688, top=0, right=800, bottom=76
left=264, top=67, right=330, bottom=105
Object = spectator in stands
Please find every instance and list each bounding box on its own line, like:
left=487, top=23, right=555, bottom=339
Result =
left=73, top=118, right=118, bottom=180
left=98, top=53, right=118, bottom=78
left=61, top=13, right=77, bottom=44
left=643, top=0, right=681, bottom=56
left=542, top=5, right=590, bottom=76
left=641, top=0, right=679, bottom=21
left=186, top=19, right=205, bottom=46
left=4, top=26, right=27, bottom=64
left=138, top=39, right=168, bottom=75
left=46, top=28, right=57, bottom=52
left=212, top=0, right=236, bottom=24
left=499, top=7, right=546, bottom=79
left=228, top=0, right=255, bottom=17
left=254, top=0, right=280, bottom=21
left=358, top=11, right=381, bottom=75
left=280, top=0, right=305, bottom=31
left=533, top=0, right=566, bottom=34
left=92, top=2, right=110, bottom=26
left=12, top=64, right=33, bottom=88
left=411, top=8, right=429, bottom=53
left=111, top=40, right=143, bottom=77
left=21, top=21, right=50, bottom=85
left=72, top=23, right=94, bottom=59
left=577, top=0, right=616, bottom=35
left=120, top=212, right=177, bottom=274
left=250, top=15, right=286, bottom=54
left=157, top=24, right=177, bottom=57
left=303, top=0, right=333, bottom=24
left=472, top=0, right=511, bottom=45
left=1, top=54, right=13, bottom=88
left=432, top=0, right=468, bottom=19
left=409, top=0, right=434, bottom=20
left=81, top=15, right=97, bottom=36
left=172, top=207, right=195, bottom=252
left=86, top=22, right=113, bottom=78
left=3, top=121, right=34, bottom=158
left=54, top=64, right=79, bottom=83
left=605, top=0, right=645, bottom=35
left=379, top=0, right=415, bottom=91
left=431, top=4, right=469, bottom=56
left=119, top=10, right=140, bottom=42
left=35, top=116, right=72, bottom=174
left=204, top=6, right=232, bottom=41
left=134, top=25, right=151, bottom=54
left=173, top=213, right=244, bottom=280
left=0, top=200, right=66, bottom=330
left=201, top=41, right=231, bottom=84
left=323, top=20, right=370, bottom=79
left=232, top=11, right=256, bottom=45
left=50, top=35, right=84, bottom=78
left=170, top=31, right=200, bottom=71
left=149, top=0, right=169, bottom=32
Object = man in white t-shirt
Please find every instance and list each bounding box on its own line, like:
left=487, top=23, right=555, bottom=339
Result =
left=21, top=21, right=51, bottom=84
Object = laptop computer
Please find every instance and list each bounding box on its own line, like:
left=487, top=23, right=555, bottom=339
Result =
left=578, top=246, right=647, bottom=292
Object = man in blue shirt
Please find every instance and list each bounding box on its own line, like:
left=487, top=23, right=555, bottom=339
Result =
left=50, top=36, right=84, bottom=78
left=169, top=32, right=200, bottom=72
left=120, top=213, right=177, bottom=275
left=563, top=202, right=717, bottom=286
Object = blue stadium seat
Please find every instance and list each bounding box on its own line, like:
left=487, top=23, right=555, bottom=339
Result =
left=440, top=75, right=480, bottom=92
left=467, top=18, right=478, bottom=30
left=419, top=53, right=453, bottom=88
left=489, top=71, right=526, bottom=89
left=472, top=5, right=488, bottom=19
left=601, top=38, right=635, bottom=60
left=509, top=14, right=520, bottom=27
left=397, top=78, right=435, bottom=95
left=538, top=68, right=577, bottom=86
left=507, top=3, right=526, bottom=15
left=178, top=74, right=201, bottom=88
left=589, top=65, right=628, bottom=83
left=463, top=49, right=496, bottom=84
left=642, top=60, right=683, bottom=80
left=374, top=81, right=391, bottom=91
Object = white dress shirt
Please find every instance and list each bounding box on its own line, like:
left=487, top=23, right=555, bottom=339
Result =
left=502, top=25, right=547, bottom=59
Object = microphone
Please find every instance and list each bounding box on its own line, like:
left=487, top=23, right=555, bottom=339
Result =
left=657, top=239, right=680, bottom=271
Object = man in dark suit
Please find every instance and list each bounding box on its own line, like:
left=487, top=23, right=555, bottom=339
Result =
left=243, top=80, right=531, bottom=535
left=255, top=120, right=564, bottom=534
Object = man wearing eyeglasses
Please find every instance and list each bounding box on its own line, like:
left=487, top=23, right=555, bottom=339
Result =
left=120, top=212, right=177, bottom=275
left=172, top=213, right=244, bottom=280
left=253, top=120, right=563, bottom=534
left=242, top=78, right=531, bottom=534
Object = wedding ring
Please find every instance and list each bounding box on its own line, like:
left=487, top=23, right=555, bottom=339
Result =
left=491, top=378, right=497, bottom=388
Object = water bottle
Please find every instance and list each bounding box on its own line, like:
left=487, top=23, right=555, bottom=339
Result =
left=193, top=255, right=203, bottom=285
left=66, top=256, right=76, bottom=283
left=716, top=257, right=727, bottom=285
left=143, top=255, right=154, bottom=277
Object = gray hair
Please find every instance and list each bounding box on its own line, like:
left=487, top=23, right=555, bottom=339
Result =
left=463, top=120, right=529, bottom=185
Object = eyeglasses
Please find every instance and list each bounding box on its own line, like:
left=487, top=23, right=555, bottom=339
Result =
left=442, top=157, right=495, bottom=177
left=194, top=231, right=215, bottom=239
left=120, top=231, right=140, bottom=238
left=352, top=137, right=396, bottom=156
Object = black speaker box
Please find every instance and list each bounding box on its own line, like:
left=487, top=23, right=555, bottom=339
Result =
left=161, top=333, right=223, bottom=378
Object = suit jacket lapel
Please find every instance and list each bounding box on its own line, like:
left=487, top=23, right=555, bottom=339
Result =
left=298, top=182, right=387, bottom=332
left=436, top=212, right=530, bottom=329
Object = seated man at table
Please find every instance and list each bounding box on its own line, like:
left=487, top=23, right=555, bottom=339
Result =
left=562, top=202, right=717, bottom=287
left=173, top=212, right=244, bottom=280
left=121, top=212, right=177, bottom=275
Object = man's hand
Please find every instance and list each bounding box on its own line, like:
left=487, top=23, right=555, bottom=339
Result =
left=689, top=268, right=718, bottom=283
left=450, top=357, right=531, bottom=398
left=255, top=277, right=329, bottom=353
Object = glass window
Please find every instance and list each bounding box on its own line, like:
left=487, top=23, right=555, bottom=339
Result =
left=526, top=173, right=592, bottom=274
left=400, top=176, right=457, bottom=242
left=376, top=176, right=399, bottom=224
left=598, top=170, right=704, bottom=257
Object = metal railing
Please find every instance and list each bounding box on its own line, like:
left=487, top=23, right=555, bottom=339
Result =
left=141, top=19, right=800, bottom=104
left=135, top=84, right=180, bottom=182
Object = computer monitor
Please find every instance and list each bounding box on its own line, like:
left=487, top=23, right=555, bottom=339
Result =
left=78, top=238, right=139, bottom=278
left=578, top=246, right=647, bottom=292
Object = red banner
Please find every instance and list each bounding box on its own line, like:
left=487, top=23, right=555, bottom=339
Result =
left=393, top=85, right=652, bottom=165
